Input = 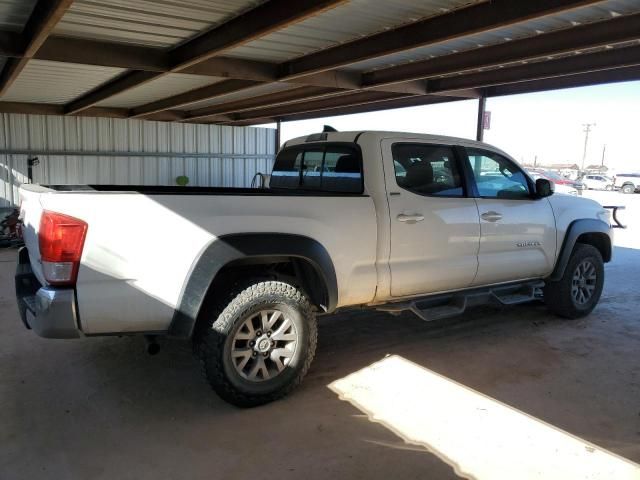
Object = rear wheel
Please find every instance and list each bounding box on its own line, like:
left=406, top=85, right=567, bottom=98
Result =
left=622, top=184, right=635, bottom=194
left=194, top=280, right=317, bottom=407
left=605, top=185, right=613, bottom=191
left=544, top=244, right=604, bottom=319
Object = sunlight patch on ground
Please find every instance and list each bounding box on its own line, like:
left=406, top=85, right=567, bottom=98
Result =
left=329, top=355, right=640, bottom=480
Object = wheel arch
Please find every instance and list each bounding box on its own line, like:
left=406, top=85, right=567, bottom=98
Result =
left=168, top=233, right=337, bottom=338
left=548, top=219, right=611, bottom=282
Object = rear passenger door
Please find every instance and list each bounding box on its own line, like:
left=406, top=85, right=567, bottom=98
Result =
left=465, top=147, right=556, bottom=286
left=382, top=140, right=481, bottom=298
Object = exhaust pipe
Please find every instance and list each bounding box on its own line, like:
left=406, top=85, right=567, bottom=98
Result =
left=145, top=335, right=160, bottom=356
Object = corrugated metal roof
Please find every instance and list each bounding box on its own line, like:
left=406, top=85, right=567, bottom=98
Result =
left=225, top=0, right=484, bottom=63
left=183, top=82, right=296, bottom=111
left=341, top=0, right=640, bottom=72
left=2, top=60, right=124, bottom=104
left=0, top=0, right=36, bottom=32
left=96, top=73, right=225, bottom=108
left=53, top=0, right=263, bottom=48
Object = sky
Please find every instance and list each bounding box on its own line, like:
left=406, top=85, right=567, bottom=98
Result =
left=259, top=80, right=640, bottom=174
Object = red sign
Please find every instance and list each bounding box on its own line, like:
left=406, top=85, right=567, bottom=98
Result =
left=483, top=111, right=491, bottom=130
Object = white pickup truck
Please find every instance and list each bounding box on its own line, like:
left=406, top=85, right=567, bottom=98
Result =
left=15, top=130, right=614, bottom=407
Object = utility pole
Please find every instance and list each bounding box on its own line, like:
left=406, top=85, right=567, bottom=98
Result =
left=476, top=96, right=486, bottom=142
left=581, top=123, right=595, bottom=171
left=601, top=144, right=606, bottom=167
left=534, top=155, right=538, bottom=167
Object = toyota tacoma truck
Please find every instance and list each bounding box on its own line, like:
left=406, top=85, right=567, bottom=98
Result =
left=15, top=131, right=613, bottom=407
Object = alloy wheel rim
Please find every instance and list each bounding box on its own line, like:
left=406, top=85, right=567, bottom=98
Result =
left=571, top=260, right=597, bottom=305
left=230, top=309, right=298, bottom=382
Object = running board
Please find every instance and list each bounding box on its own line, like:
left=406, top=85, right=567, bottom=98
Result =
left=375, top=281, right=544, bottom=322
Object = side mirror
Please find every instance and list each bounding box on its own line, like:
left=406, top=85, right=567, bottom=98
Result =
left=535, top=178, right=554, bottom=198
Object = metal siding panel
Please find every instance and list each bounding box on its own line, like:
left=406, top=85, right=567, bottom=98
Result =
left=0, top=114, right=275, bottom=204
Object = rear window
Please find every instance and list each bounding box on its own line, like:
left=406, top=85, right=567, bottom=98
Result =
left=270, top=143, right=363, bottom=193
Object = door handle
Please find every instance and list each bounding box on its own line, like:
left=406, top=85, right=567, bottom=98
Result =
left=481, top=211, right=503, bottom=222
left=397, top=213, right=424, bottom=223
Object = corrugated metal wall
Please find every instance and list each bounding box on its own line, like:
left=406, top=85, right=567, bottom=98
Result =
left=0, top=114, right=276, bottom=207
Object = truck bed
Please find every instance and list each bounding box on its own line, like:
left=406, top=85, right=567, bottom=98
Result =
left=40, top=184, right=364, bottom=196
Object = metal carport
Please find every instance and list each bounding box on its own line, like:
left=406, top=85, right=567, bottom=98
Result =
left=0, top=0, right=639, bottom=205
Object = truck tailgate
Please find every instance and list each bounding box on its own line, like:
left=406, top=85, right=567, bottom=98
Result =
left=18, top=185, right=48, bottom=286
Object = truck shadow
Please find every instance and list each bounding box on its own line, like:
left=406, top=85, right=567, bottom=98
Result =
left=5, top=245, right=640, bottom=479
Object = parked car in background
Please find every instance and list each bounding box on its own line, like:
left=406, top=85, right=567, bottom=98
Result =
left=614, top=173, right=640, bottom=194
left=581, top=174, right=614, bottom=191
left=526, top=171, right=579, bottom=195
left=529, top=169, right=584, bottom=190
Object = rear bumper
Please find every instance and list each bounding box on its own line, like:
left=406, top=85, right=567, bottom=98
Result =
left=15, top=247, right=81, bottom=339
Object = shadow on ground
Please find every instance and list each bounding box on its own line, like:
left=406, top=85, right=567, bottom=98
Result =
left=1, top=246, right=639, bottom=480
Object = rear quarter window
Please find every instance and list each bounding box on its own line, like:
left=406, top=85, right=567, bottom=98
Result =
left=270, top=143, right=363, bottom=194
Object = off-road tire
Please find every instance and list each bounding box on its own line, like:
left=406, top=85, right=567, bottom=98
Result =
left=194, top=280, right=317, bottom=407
left=544, top=243, right=604, bottom=319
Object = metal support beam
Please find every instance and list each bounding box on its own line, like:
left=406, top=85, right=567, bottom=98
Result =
left=229, top=91, right=411, bottom=122
left=486, top=65, right=640, bottom=97
left=130, top=79, right=263, bottom=118
left=182, top=86, right=345, bottom=122
left=61, top=0, right=345, bottom=114
left=275, top=119, right=282, bottom=151
left=0, top=0, right=74, bottom=96
left=362, top=12, right=640, bottom=88
left=169, top=0, right=347, bottom=71
left=429, top=45, right=640, bottom=94
left=476, top=96, right=486, bottom=142
left=279, top=0, right=605, bottom=80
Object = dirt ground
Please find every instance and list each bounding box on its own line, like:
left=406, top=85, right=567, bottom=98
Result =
left=1, top=191, right=639, bottom=480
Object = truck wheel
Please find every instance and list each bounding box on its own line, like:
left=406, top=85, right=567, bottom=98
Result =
left=544, top=244, right=604, bottom=319
left=195, top=281, right=317, bottom=407
left=621, top=184, right=634, bottom=194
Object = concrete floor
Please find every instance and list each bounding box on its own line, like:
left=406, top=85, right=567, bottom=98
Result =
left=1, top=191, right=639, bottom=480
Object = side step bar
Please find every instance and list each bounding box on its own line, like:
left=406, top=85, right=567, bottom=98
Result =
left=375, top=281, right=544, bottom=322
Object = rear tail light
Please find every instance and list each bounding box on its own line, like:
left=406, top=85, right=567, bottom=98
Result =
left=39, top=211, right=88, bottom=286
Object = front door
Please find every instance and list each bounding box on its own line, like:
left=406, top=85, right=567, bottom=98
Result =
left=383, top=140, right=481, bottom=298
left=465, top=147, right=556, bottom=286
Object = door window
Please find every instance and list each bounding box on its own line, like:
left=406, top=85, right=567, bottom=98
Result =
left=467, top=148, right=531, bottom=199
left=392, top=143, right=463, bottom=197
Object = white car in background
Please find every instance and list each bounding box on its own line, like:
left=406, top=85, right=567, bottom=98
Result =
left=527, top=171, right=578, bottom=195
left=614, top=173, right=640, bottom=194
left=582, top=174, right=614, bottom=191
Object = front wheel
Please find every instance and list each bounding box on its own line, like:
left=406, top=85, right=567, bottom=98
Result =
left=195, top=280, right=317, bottom=407
left=544, top=244, right=604, bottom=319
